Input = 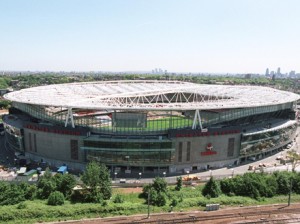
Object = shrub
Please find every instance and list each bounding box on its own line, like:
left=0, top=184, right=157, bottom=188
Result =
left=275, top=171, right=292, bottom=195
left=220, top=178, right=234, bottom=195
left=84, top=191, right=103, bottom=203
left=220, top=173, right=279, bottom=199
left=47, top=191, right=65, bottom=206
left=16, top=202, right=27, bottom=209
left=114, top=194, right=124, bottom=203
left=152, top=177, right=167, bottom=193
left=155, top=192, right=167, bottom=207
left=141, top=184, right=152, bottom=198
left=19, top=183, right=37, bottom=200
left=70, top=190, right=86, bottom=203
left=0, top=184, right=26, bottom=205
left=170, top=198, right=178, bottom=207
left=141, top=177, right=169, bottom=207
left=175, top=176, right=182, bottom=191
left=202, top=177, right=221, bottom=198
left=56, top=173, right=77, bottom=199
left=292, top=173, right=300, bottom=194
left=37, top=178, right=57, bottom=199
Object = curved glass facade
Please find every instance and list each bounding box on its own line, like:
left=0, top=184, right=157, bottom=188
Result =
left=3, top=123, right=24, bottom=152
left=240, top=123, right=297, bottom=156
left=82, top=138, right=175, bottom=166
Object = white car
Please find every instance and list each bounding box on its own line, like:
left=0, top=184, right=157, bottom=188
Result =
left=248, top=156, right=256, bottom=161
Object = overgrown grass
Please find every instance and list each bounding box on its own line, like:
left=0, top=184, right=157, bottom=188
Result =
left=2, top=186, right=300, bottom=223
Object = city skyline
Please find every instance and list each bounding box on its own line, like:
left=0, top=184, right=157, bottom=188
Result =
left=0, top=0, right=300, bottom=74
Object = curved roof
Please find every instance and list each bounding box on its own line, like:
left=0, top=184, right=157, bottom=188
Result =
left=4, top=80, right=300, bottom=110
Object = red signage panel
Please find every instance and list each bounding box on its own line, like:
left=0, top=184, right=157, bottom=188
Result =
left=201, top=151, right=217, bottom=156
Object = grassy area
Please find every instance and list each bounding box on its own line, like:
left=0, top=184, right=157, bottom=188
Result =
left=2, top=186, right=300, bottom=223
left=98, top=116, right=193, bottom=132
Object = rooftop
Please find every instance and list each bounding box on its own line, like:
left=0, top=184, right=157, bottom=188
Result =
left=4, top=80, right=300, bottom=110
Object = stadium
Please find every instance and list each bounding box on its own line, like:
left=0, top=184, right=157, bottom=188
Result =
left=2, top=80, right=300, bottom=174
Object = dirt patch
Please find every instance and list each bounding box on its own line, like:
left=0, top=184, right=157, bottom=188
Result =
left=113, top=187, right=143, bottom=194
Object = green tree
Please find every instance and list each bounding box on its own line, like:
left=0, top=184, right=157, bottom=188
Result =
left=37, top=178, right=57, bottom=199
left=19, top=182, right=37, bottom=200
left=202, top=177, right=221, bottom=198
left=220, top=178, right=235, bottom=195
left=155, top=192, right=167, bottom=206
left=0, top=183, right=26, bottom=205
left=175, top=176, right=182, bottom=191
left=221, top=173, right=277, bottom=199
left=141, top=177, right=168, bottom=207
left=0, top=100, right=11, bottom=109
left=98, top=163, right=112, bottom=199
left=36, top=168, right=56, bottom=199
left=55, top=173, right=77, bottom=199
left=81, top=161, right=112, bottom=202
left=274, top=171, right=292, bottom=195
left=152, top=177, right=167, bottom=193
left=286, top=149, right=300, bottom=172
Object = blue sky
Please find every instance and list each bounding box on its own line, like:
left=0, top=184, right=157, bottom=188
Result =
left=0, top=0, right=299, bottom=74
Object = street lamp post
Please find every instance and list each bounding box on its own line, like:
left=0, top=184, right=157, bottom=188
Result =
left=139, top=172, right=142, bottom=179
left=163, top=171, right=166, bottom=178
left=114, top=172, right=117, bottom=180
left=37, top=167, right=42, bottom=180
left=186, top=170, right=190, bottom=179
left=125, top=155, right=130, bottom=171
left=231, top=168, right=234, bottom=177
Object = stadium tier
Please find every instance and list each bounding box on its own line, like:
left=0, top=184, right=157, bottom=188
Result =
left=3, top=80, right=300, bottom=174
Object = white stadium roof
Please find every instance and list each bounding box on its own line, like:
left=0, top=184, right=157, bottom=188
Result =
left=4, top=80, right=300, bottom=110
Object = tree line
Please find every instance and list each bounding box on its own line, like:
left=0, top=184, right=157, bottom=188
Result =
left=1, top=162, right=300, bottom=208
left=0, top=161, right=112, bottom=206
left=141, top=171, right=300, bottom=207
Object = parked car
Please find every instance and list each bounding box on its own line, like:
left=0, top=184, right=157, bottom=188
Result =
left=248, top=156, right=256, bottom=161
left=57, top=166, right=68, bottom=174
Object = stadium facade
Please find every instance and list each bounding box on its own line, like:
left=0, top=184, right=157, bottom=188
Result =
left=3, top=80, right=300, bottom=174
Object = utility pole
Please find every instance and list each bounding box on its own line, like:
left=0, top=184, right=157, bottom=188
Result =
left=288, top=178, right=293, bottom=206
left=147, top=189, right=151, bottom=219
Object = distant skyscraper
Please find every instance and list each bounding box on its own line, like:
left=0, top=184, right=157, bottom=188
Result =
left=289, top=70, right=296, bottom=77
left=265, top=68, right=269, bottom=76
left=277, top=67, right=281, bottom=75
